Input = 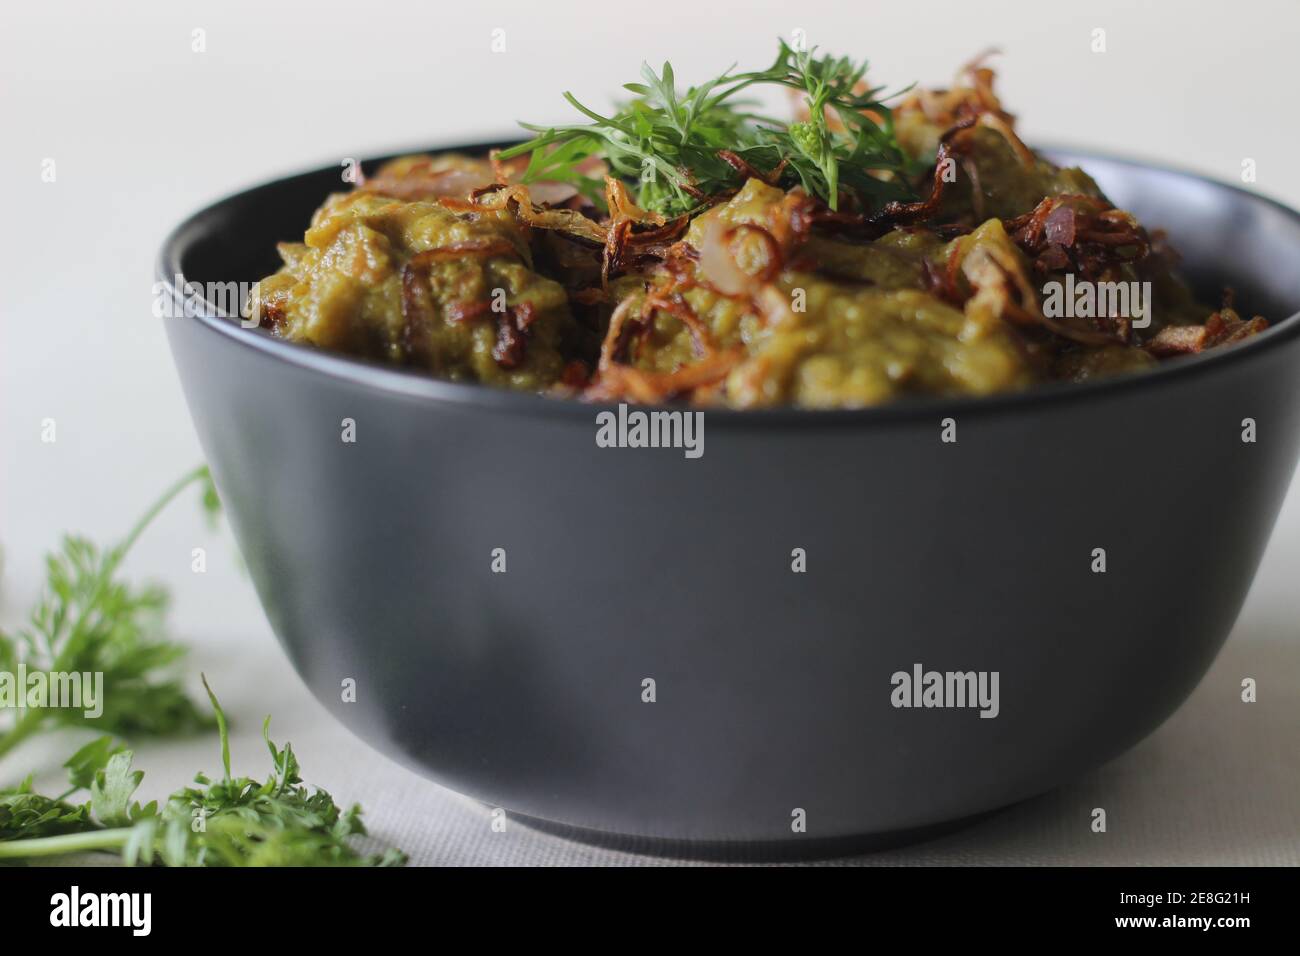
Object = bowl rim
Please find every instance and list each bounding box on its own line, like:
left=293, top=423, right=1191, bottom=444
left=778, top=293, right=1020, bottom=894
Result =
left=158, top=141, right=1300, bottom=426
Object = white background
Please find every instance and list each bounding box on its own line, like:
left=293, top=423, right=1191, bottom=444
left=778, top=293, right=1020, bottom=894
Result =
left=2, top=0, right=1298, bottom=864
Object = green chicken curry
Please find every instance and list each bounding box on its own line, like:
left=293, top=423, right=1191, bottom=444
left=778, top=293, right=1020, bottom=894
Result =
left=249, top=45, right=1267, bottom=408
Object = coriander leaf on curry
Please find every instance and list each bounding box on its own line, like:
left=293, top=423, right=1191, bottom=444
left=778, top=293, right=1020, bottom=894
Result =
left=247, top=45, right=1268, bottom=408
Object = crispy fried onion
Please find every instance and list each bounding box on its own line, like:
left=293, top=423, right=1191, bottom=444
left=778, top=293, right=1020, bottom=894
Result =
left=585, top=351, right=741, bottom=403
left=441, top=178, right=689, bottom=287
left=897, top=51, right=1035, bottom=172
left=899, top=49, right=1015, bottom=130
left=790, top=119, right=977, bottom=235
left=976, top=112, right=1036, bottom=170
left=486, top=150, right=581, bottom=206
left=697, top=219, right=786, bottom=297
left=400, top=239, right=536, bottom=368
left=361, top=153, right=585, bottom=205
left=600, top=177, right=691, bottom=286
left=958, top=50, right=1012, bottom=119
left=873, top=119, right=977, bottom=225
left=440, top=184, right=608, bottom=244
left=717, top=150, right=788, bottom=187
left=954, top=232, right=1121, bottom=347
left=583, top=281, right=740, bottom=403
left=1004, top=195, right=1150, bottom=279
left=582, top=203, right=802, bottom=402
left=358, top=158, right=495, bottom=201
left=1146, top=306, right=1268, bottom=357
left=490, top=300, right=536, bottom=368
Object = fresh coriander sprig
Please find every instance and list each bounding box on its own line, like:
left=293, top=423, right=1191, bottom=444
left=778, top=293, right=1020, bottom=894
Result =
left=0, top=678, right=406, bottom=866
left=0, top=466, right=219, bottom=762
left=0, top=467, right=404, bottom=866
left=496, top=40, right=924, bottom=215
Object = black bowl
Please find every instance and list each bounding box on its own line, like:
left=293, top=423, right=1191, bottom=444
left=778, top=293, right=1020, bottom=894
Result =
left=159, top=144, right=1300, bottom=854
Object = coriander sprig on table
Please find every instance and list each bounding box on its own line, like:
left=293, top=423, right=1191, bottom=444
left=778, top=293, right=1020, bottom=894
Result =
left=496, top=39, right=926, bottom=216
left=0, top=467, right=405, bottom=866
left=0, top=678, right=404, bottom=866
left=0, top=466, right=218, bottom=762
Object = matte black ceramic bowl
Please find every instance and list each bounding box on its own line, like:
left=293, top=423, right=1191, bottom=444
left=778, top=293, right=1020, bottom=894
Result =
left=160, top=144, right=1300, bottom=855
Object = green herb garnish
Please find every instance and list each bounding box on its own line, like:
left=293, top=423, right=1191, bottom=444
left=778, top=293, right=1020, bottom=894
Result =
left=0, top=466, right=218, bottom=762
left=0, top=679, right=405, bottom=866
left=0, top=468, right=405, bottom=866
left=497, top=39, right=925, bottom=216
